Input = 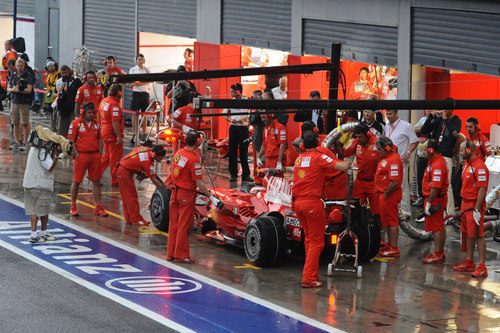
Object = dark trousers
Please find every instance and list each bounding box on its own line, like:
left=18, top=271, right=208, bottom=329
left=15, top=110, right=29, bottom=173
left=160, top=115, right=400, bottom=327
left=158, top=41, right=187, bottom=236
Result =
left=416, top=155, right=428, bottom=197
left=228, top=125, right=250, bottom=179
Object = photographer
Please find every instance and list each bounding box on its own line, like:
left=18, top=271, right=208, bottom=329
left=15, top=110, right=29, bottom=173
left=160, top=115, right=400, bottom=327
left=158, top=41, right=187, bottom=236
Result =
left=55, top=65, right=82, bottom=137
left=23, top=135, right=61, bottom=243
left=7, top=58, right=34, bottom=151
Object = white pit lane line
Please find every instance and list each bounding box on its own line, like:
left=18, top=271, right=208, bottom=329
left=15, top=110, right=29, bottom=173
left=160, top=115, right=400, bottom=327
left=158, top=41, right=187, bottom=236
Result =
left=0, top=193, right=342, bottom=333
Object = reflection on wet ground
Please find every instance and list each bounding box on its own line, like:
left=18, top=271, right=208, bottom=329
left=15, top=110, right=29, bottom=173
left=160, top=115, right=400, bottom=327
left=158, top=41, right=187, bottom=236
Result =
left=0, top=113, right=499, bottom=332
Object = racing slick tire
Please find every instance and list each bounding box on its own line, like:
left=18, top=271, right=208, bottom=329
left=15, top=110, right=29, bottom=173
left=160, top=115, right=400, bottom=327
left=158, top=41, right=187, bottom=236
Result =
left=244, top=215, right=286, bottom=267
left=150, top=187, right=171, bottom=232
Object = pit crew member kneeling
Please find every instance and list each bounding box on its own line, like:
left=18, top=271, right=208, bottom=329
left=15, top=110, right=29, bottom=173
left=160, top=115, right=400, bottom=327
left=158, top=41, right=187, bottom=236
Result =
left=420, top=139, right=449, bottom=263
left=453, top=140, right=489, bottom=278
left=167, top=131, right=222, bottom=264
left=375, top=137, right=403, bottom=257
left=293, top=132, right=351, bottom=288
left=258, top=113, right=287, bottom=171
left=23, top=135, right=62, bottom=243
left=68, top=102, right=107, bottom=217
left=116, top=145, right=167, bottom=226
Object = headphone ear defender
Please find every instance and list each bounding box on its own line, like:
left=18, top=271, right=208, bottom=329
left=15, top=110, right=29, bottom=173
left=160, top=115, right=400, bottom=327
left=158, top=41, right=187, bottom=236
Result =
left=300, top=142, right=305, bottom=151
left=427, top=147, right=434, bottom=158
left=476, top=123, right=481, bottom=132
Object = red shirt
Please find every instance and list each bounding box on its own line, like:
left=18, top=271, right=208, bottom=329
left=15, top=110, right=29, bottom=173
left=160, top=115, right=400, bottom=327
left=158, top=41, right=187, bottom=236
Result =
left=468, top=132, right=491, bottom=161
left=75, top=83, right=103, bottom=111
left=106, top=66, right=126, bottom=76
left=67, top=116, right=101, bottom=152
left=374, top=151, right=403, bottom=192
left=343, top=135, right=380, bottom=180
left=120, top=147, right=157, bottom=178
left=184, top=58, right=193, bottom=72
left=263, top=119, right=287, bottom=158
left=173, top=104, right=198, bottom=130
left=99, top=96, right=123, bottom=139
left=171, top=148, right=202, bottom=191
left=422, top=154, right=449, bottom=197
left=461, top=156, right=489, bottom=200
left=292, top=149, right=339, bottom=199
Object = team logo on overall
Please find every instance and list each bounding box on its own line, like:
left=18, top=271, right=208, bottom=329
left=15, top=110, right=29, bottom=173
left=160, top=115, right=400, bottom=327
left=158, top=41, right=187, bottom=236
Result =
left=298, top=170, right=306, bottom=179
left=295, top=158, right=302, bottom=166
left=173, top=167, right=180, bottom=176
left=173, top=155, right=180, bottom=164
left=105, top=276, right=202, bottom=295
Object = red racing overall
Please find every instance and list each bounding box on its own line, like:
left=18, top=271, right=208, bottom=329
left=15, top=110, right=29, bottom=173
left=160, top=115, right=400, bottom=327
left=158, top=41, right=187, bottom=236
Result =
left=263, top=119, right=287, bottom=169
left=343, top=135, right=381, bottom=214
left=422, top=154, right=449, bottom=232
left=75, top=82, right=103, bottom=116
left=99, top=95, right=124, bottom=185
left=116, top=147, right=157, bottom=224
left=172, top=104, right=198, bottom=154
left=374, top=151, right=403, bottom=228
left=293, top=149, right=339, bottom=284
left=67, top=116, right=101, bottom=183
left=167, top=148, right=202, bottom=260
left=460, top=157, right=489, bottom=245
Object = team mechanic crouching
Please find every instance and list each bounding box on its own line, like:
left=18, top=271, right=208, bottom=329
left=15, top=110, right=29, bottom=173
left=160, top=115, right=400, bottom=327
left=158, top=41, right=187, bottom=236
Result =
left=453, top=140, right=489, bottom=278
left=374, top=137, right=403, bottom=257
left=421, top=139, right=449, bottom=263
left=293, top=132, right=351, bottom=288
left=68, top=102, right=107, bottom=217
left=167, top=131, right=222, bottom=263
left=116, top=145, right=167, bottom=226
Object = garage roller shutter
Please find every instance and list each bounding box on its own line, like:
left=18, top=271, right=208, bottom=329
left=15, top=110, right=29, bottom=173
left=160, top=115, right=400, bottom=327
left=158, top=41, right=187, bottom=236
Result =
left=0, top=0, right=35, bottom=17
left=83, top=0, right=136, bottom=106
left=411, top=8, right=500, bottom=76
left=303, top=19, right=398, bottom=66
left=222, top=0, right=291, bottom=51
left=138, top=0, right=197, bottom=38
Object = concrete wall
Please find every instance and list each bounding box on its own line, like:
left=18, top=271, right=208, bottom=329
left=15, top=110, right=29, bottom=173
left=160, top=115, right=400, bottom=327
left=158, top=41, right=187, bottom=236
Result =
left=196, top=0, right=220, bottom=44
left=58, top=0, right=82, bottom=67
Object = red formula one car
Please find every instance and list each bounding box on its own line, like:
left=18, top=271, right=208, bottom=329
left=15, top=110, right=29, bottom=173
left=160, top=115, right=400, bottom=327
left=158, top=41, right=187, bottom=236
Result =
left=150, top=168, right=380, bottom=267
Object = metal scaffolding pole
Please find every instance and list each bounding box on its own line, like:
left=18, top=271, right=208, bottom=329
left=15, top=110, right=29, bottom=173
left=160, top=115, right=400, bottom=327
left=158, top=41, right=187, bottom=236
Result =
left=189, top=98, right=500, bottom=117
left=109, top=63, right=336, bottom=84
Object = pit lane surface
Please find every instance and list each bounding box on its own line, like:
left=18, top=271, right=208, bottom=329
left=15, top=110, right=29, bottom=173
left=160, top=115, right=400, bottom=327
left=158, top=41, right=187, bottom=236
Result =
left=0, top=113, right=499, bottom=332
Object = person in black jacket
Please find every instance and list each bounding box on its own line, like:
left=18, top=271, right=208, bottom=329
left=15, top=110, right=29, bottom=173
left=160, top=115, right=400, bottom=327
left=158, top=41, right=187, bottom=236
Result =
left=420, top=101, right=462, bottom=214
left=55, top=65, right=82, bottom=137
left=293, top=90, right=326, bottom=133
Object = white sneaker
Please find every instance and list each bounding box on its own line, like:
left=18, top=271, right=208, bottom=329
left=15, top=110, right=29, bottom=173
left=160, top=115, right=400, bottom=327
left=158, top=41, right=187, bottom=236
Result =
left=28, top=235, right=45, bottom=243
left=42, top=233, right=58, bottom=241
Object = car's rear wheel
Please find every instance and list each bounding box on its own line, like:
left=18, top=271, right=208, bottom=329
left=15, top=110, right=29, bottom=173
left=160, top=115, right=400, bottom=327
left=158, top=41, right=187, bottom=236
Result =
left=244, top=215, right=286, bottom=267
left=150, top=187, right=171, bottom=232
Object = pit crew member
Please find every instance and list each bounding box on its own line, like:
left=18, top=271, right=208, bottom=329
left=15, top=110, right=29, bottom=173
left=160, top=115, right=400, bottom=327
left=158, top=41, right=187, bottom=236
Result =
left=171, top=94, right=198, bottom=154
left=258, top=113, right=287, bottom=171
left=67, top=102, right=107, bottom=217
left=99, top=84, right=124, bottom=186
left=167, top=131, right=222, bottom=263
left=116, top=145, right=167, bottom=226
left=374, top=136, right=403, bottom=257
left=293, top=132, right=351, bottom=288
left=465, top=117, right=491, bottom=162
left=74, top=70, right=103, bottom=118
left=343, top=123, right=381, bottom=217
left=295, top=121, right=347, bottom=199
left=453, top=140, right=489, bottom=278
left=421, top=139, right=449, bottom=263
left=98, top=55, right=126, bottom=96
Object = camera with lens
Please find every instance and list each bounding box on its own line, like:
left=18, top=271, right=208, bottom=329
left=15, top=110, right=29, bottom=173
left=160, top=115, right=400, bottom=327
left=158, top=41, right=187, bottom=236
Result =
left=18, top=79, right=27, bottom=92
left=27, top=130, right=73, bottom=157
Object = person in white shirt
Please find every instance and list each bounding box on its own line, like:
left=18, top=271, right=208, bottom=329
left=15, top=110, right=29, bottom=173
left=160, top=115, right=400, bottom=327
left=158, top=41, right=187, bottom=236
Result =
left=223, top=83, right=253, bottom=186
left=384, top=109, right=418, bottom=218
left=23, top=143, right=60, bottom=243
left=271, top=77, right=287, bottom=100
left=129, top=54, right=150, bottom=145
